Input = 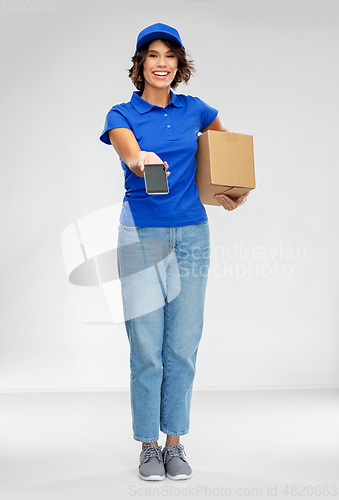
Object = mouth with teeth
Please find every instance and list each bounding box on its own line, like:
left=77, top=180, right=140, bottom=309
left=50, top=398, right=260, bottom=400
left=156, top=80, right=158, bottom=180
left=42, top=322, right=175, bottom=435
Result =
left=153, top=71, right=170, bottom=79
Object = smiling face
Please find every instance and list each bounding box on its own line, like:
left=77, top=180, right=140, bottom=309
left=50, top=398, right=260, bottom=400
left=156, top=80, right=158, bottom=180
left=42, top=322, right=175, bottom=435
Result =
left=142, top=39, right=179, bottom=92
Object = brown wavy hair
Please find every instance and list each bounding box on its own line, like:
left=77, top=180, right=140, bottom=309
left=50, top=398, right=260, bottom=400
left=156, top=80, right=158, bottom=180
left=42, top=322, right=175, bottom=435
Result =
left=128, top=39, right=195, bottom=92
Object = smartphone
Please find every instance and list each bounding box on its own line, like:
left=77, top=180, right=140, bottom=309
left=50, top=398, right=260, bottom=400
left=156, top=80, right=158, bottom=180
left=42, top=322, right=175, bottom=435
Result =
left=144, top=163, right=169, bottom=195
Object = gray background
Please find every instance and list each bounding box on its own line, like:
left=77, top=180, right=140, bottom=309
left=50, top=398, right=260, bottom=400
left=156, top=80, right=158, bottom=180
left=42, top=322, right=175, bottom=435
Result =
left=1, top=0, right=338, bottom=391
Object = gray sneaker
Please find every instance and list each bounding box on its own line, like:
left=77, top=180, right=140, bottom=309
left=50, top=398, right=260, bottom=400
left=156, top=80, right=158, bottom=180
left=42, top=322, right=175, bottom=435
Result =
left=138, top=444, right=165, bottom=481
left=162, top=443, right=193, bottom=480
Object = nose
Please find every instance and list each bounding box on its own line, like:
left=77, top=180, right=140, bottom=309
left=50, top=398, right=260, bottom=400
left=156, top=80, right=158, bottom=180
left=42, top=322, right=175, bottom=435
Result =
left=157, top=55, right=167, bottom=66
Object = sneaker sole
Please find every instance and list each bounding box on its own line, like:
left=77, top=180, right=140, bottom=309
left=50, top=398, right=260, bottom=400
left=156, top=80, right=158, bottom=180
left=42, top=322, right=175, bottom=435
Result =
left=139, top=472, right=165, bottom=481
left=166, top=472, right=193, bottom=480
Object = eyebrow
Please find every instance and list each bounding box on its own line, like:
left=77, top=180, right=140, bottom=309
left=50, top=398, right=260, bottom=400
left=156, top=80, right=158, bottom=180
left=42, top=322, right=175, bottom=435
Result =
left=148, top=49, right=174, bottom=54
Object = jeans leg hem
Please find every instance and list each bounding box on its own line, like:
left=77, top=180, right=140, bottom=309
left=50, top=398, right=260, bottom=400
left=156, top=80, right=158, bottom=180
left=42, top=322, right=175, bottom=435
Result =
left=134, top=435, right=160, bottom=443
left=160, top=427, right=189, bottom=437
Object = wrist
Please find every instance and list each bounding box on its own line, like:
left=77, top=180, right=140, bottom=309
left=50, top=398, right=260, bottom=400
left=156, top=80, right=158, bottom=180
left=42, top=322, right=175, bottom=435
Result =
left=127, top=156, right=140, bottom=171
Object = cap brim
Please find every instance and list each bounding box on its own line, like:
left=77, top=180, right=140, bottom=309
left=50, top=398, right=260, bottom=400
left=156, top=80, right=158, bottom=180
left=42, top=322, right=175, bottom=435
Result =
left=136, top=33, right=184, bottom=52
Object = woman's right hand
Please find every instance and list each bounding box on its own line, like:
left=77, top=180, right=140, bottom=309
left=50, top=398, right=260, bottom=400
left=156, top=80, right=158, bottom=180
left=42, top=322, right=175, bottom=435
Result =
left=129, top=151, right=170, bottom=178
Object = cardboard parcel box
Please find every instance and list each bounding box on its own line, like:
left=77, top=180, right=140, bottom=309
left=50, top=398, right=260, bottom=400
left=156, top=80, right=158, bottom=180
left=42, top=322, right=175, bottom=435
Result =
left=196, top=130, right=255, bottom=205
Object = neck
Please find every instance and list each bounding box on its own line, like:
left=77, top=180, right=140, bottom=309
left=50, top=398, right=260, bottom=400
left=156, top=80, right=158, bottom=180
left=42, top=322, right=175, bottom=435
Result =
left=140, top=86, right=171, bottom=108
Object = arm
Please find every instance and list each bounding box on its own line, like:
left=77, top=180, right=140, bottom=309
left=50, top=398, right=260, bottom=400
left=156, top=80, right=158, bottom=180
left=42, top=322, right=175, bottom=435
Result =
left=108, top=128, right=170, bottom=178
left=201, top=114, right=231, bottom=133
left=202, top=114, right=250, bottom=211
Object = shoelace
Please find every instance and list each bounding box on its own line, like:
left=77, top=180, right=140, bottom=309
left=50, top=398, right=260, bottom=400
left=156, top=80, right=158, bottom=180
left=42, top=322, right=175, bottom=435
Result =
left=139, top=444, right=163, bottom=467
left=163, top=443, right=187, bottom=463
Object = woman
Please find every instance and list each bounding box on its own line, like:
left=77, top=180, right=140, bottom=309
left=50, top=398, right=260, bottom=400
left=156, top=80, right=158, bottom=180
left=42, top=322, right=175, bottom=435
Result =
left=100, top=23, right=249, bottom=481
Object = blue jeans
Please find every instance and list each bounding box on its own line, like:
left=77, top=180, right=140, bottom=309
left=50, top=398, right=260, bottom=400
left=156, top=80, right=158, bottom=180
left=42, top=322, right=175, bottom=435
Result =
left=117, top=221, right=210, bottom=443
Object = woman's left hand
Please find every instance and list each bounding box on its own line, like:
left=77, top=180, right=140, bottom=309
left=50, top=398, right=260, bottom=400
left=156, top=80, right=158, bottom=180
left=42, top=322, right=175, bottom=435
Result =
left=214, top=191, right=250, bottom=211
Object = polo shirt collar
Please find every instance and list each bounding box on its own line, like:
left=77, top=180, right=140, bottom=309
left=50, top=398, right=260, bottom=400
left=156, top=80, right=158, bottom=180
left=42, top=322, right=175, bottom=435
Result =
left=131, top=90, right=182, bottom=114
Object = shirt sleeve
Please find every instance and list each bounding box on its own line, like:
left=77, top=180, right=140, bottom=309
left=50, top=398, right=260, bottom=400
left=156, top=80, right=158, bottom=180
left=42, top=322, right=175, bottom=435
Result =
left=193, top=96, right=219, bottom=132
left=99, top=106, right=132, bottom=145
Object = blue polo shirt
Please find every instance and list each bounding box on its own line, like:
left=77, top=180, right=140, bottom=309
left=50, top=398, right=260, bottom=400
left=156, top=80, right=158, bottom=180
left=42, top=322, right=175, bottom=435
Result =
left=100, top=90, right=218, bottom=227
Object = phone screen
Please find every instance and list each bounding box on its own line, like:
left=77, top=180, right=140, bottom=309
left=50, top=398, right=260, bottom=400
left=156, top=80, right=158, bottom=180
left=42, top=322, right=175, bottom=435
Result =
left=144, top=164, right=169, bottom=195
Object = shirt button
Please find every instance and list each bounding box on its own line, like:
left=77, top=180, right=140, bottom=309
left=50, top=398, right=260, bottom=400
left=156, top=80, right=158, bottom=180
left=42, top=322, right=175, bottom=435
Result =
left=167, top=124, right=171, bottom=128
left=164, top=113, right=168, bottom=117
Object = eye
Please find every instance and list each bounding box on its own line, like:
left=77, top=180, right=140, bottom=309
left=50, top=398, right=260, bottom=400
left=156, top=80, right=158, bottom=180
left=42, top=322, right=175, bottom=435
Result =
left=167, top=54, right=174, bottom=58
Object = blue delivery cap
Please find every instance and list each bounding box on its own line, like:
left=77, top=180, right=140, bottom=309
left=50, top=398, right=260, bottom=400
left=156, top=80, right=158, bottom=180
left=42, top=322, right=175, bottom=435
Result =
left=136, top=23, right=185, bottom=52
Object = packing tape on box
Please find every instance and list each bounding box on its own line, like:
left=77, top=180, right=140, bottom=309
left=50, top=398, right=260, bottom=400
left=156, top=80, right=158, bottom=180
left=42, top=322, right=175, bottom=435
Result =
left=225, top=134, right=238, bottom=142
